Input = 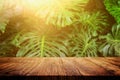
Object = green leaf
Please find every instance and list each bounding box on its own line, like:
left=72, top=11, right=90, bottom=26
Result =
left=15, top=31, right=68, bottom=57
left=67, top=28, right=98, bottom=57
left=104, top=0, right=120, bottom=23
left=78, top=12, right=108, bottom=36
left=0, top=22, right=7, bottom=33
left=36, top=0, right=89, bottom=27
left=99, top=24, right=120, bottom=56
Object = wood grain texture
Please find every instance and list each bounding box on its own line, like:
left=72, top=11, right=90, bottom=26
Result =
left=0, top=57, right=119, bottom=76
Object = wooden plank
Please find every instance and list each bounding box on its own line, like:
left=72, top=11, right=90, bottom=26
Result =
left=0, top=58, right=119, bottom=76
left=87, top=58, right=120, bottom=75
left=71, top=58, right=111, bottom=76
left=61, top=58, right=81, bottom=76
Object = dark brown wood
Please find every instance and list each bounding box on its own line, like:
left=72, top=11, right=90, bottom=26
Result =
left=0, top=57, right=119, bottom=76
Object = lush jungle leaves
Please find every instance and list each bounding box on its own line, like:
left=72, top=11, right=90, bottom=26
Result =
left=104, top=0, right=120, bottom=24
left=67, top=29, right=98, bottom=57
left=0, top=0, right=119, bottom=57
left=99, top=24, right=120, bottom=56
left=11, top=31, right=69, bottom=57
left=36, top=0, right=89, bottom=27
left=11, top=11, right=106, bottom=57
left=78, top=12, right=108, bottom=36
left=0, top=41, right=16, bottom=57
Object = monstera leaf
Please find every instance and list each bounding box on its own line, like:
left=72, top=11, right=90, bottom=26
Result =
left=104, top=0, right=120, bottom=23
left=11, top=31, right=69, bottom=57
left=67, top=28, right=98, bottom=57
left=35, top=0, right=89, bottom=27
left=78, top=11, right=107, bottom=36
left=99, top=24, right=120, bottom=56
left=1, top=0, right=89, bottom=27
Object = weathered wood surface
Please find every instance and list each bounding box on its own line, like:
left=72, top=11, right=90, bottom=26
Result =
left=0, top=57, right=119, bottom=76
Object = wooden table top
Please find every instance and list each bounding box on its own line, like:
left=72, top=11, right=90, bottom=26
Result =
left=0, top=57, right=119, bottom=76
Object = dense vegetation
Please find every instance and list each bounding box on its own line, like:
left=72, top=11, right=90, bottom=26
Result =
left=0, top=0, right=119, bottom=57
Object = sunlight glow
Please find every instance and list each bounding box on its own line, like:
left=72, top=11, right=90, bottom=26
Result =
left=3, top=0, right=88, bottom=16
left=2, top=0, right=88, bottom=27
left=25, top=0, right=75, bottom=16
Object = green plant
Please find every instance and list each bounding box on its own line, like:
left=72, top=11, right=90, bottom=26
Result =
left=0, top=1, right=8, bottom=34
left=36, top=0, right=89, bottom=27
left=77, top=11, right=108, bottom=36
left=8, top=0, right=91, bottom=57
left=0, top=29, right=18, bottom=57
left=104, top=0, right=120, bottom=24
left=66, top=27, right=98, bottom=57
left=99, top=24, right=120, bottom=56
left=0, top=21, right=8, bottom=34
left=11, top=31, right=69, bottom=57
left=13, top=10, right=108, bottom=57
left=0, top=41, right=16, bottom=57
left=0, top=0, right=114, bottom=57
left=64, top=11, right=108, bottom=57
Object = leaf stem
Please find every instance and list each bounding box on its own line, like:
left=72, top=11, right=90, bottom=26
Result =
left=40, top=36, right=45, bottom=57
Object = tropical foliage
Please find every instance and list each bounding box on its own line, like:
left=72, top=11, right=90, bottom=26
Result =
left=0, top=0, right=120, bottom=57
left=99, top=24, right=120, bottom=57
left=36, top=0, right=89, bottom=27
left=11, top=31, right=69, bottom=57
left=67, top=29, right=98, bottom=57
left=104, top=0, right=120, bottom=24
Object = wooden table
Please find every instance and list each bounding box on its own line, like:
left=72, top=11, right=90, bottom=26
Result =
left=0, top=57, right=120, bottom=76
